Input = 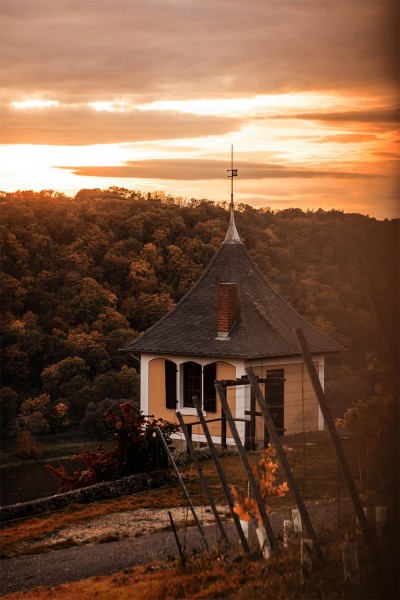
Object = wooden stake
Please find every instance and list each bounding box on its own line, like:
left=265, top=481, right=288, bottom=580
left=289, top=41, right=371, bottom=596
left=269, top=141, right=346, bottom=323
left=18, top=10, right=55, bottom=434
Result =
left=240, top=519, right=249, bottom=540
left=216, top=382, right=277, bottom=552
left=341, top=540, right=361, bottom=584
left=301, top=538, right=314, bottom=584
left=168, top=511, right=185, bottom=563
left=292, top=508, right=302, bottom=534
left=192, top=396, right=250, bottom=553
left=375, top=506, right=387, bottom=539
left=283, top=519, right=292, bottom=548
left=294, top=327, right=385, bottom=581
left=246, top=367, right=323, bottom=561
left=256, top=526, right=271, bottom=559
left=176, top=411, right=229, bottom=544
left=156, top=427, right=209, bottom=549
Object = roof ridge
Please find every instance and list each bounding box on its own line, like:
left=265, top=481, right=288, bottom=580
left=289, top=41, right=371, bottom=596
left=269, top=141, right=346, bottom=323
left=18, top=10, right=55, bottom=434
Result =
left=240, top=244, right=344, bottom=349
left=123, top=230, right=344, bottom=357
left=120, top=242, right=226, bottom=350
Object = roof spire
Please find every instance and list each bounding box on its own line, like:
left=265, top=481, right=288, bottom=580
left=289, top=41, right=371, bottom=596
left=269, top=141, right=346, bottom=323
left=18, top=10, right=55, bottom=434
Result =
left=224, top=145, right=241, bottom=244
left=227, top=144, right=237, bottom=210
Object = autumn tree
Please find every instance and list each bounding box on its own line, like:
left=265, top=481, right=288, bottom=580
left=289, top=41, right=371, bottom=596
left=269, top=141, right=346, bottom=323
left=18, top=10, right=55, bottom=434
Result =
left=18, top=393, right=69, bottom=435
left=0, top=189, right=398, bottom=433
left=41, top=356, right=92, bottom=419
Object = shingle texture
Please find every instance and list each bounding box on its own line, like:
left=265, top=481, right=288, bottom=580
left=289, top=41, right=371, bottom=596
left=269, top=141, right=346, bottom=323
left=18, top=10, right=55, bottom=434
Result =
left=123, top=239, right=343, bottom=359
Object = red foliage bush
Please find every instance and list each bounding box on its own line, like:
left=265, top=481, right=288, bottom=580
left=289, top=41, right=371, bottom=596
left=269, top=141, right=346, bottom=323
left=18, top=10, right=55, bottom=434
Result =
left=46, top=402, right=178, bottom=492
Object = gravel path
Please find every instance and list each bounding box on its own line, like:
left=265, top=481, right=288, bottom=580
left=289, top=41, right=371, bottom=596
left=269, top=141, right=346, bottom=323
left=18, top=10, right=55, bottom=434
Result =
left=0, top=500, right=352, bottom=595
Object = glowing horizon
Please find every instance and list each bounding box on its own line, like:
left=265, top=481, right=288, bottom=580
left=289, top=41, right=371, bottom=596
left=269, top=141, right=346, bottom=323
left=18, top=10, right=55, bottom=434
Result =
left=1, top=1, right=398, bottom=219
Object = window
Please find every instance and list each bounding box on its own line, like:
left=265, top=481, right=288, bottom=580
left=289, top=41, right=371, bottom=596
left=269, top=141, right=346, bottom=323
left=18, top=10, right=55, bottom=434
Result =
left=265, top=369, right=285, bottom=435
left=166, top=360, right=218, bottom=413
left=183, top=361, right=202, bottom=407
left=165, top=360, right=177, bottom=409
left=203, top=362, right=217, bottom=412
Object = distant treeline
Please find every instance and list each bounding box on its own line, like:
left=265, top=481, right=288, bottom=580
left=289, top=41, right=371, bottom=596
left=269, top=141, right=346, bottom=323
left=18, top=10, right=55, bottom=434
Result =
left=1, top=187, right=398, bottom=433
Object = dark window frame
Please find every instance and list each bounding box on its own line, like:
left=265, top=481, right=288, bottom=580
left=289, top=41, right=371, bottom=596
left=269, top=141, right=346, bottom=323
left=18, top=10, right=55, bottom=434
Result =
left=182, top=361, right=202, bottom=408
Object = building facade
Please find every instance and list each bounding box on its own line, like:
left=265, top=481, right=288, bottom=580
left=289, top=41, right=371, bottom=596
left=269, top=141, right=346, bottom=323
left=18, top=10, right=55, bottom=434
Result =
left=123, top=208, right=342, bottom=446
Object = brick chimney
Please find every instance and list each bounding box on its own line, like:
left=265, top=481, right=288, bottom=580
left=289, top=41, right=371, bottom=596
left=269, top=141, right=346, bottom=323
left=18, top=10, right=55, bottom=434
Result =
left=217, top=283, right=237, bottom=338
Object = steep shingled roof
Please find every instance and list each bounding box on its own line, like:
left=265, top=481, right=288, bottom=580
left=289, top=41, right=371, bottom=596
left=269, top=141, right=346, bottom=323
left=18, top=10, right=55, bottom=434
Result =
left=123, top=211, right=343, bottom=359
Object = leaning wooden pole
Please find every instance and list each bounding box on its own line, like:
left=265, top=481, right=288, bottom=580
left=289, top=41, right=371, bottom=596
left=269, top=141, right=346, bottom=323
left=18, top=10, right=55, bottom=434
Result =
left=168, top=511, right=185, bottom=563
left=192, top=396, right=250, bottom=553
left=156, top=427, right=209, bottom=549
left=294, top=327, right=385, bottom=580
left=216, top=383, right=277, bottom=552
left=246, top=366, right=323, bottom=562
left=176, top=411, right=229, bottom=544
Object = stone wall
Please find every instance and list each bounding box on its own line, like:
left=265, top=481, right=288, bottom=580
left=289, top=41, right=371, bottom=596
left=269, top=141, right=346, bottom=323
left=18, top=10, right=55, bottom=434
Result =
left=0, top=470, right=174, bottom=523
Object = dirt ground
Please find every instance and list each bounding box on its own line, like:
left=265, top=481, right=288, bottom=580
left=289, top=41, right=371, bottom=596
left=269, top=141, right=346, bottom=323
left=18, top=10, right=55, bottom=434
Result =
left=8, top=504, right=229, bottom=556
left=0, top=430, right=398, bottom=599
left=0, top=499, right=357, bottom=595
left=1, top=430, right=391, bottom=559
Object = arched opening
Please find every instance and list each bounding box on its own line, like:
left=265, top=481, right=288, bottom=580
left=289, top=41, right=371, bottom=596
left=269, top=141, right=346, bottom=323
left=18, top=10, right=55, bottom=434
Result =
left=182, top=361, right=202, bottom=407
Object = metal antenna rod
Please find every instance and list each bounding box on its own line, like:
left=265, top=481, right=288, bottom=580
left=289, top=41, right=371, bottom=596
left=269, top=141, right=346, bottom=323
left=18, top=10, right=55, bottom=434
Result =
left=230, top=145, right=233, bottom=208
left=227, top=145, right=238, bottom=209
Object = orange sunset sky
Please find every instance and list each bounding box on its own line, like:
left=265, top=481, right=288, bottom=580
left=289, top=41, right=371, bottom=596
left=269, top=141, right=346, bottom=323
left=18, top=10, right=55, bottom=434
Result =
left=1, top=0, right=398, bottom=219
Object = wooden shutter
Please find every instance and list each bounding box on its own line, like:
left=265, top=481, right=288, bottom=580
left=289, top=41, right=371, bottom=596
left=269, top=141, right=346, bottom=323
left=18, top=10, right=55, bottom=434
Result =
left=165, top=360, right=177, bottom=409
left=203, top=362, right=217, bottom=413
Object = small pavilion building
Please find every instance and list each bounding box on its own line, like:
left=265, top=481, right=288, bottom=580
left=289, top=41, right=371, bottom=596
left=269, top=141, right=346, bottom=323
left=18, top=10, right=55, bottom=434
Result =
left=123, top=205, right=342, bottom=447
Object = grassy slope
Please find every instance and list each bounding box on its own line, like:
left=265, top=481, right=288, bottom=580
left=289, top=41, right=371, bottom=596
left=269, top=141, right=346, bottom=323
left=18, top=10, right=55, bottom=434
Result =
left=1, top=432, right=368, bottom=555
left=3, top=540, right=399, bottom=600
left=1, top=431, right=398, bottom=599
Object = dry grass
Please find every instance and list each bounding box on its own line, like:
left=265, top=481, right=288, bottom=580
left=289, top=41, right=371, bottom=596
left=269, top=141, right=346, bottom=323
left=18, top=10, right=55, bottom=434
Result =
left=0, top=431, right=385, bottom=560
left=0, top=492, right=185, bottom=558
left=1, top=430, right=398, bottom=598
left=3, top=534, right=399, bottom=600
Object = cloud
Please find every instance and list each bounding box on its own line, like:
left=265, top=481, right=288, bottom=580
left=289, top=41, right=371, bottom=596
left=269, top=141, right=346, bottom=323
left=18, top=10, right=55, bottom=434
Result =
left=0, top=0, right=397, bottom=219
left=1, top=106, right=241, bottom=145
left=277, top=108, right=398, bottom=125
left=1, top=0, right=397, bottom=103
left=310, top=134, right=378, bottom=144
left=59, top=158, right=383, bottom=180
left=372, top=151, right=398, bottom=159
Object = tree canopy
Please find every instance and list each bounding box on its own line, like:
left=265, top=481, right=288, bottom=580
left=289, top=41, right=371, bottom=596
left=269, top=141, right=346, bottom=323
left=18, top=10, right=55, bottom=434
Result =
left=0, top=187, right=398, bottom=431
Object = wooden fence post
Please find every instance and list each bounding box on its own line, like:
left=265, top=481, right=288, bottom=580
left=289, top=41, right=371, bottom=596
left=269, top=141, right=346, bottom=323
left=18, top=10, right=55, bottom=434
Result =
left=221, top=409, right=227, bottom=450
left=186, top=423, right=192, bottom=455
left=176, top=411, right=229, bottom=545
left=341, top=539, right=361, bottom=584
left=192, top=396, right=250, bottom=553
left=156, top=427, right=209, bottom=549
left=246, top=366, right=323, bottom=562
left=294, top=327, right=385, bottom=581
left=216, top=382, right=277, bottom=552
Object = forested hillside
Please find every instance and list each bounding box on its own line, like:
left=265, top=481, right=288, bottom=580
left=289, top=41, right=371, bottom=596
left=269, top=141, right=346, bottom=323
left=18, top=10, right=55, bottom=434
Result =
left=1, top=188, right=398, bottom=436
